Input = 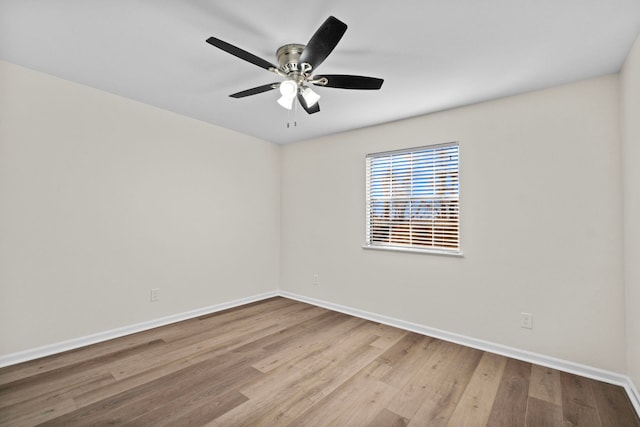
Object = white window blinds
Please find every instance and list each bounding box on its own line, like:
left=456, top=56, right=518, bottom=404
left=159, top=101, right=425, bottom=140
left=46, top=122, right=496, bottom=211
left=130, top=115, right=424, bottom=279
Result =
left=365, top=142, right=460, bottom=254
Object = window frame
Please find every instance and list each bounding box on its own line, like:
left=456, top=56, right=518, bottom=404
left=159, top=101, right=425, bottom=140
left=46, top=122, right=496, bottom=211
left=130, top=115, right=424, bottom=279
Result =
left=363, top=141, right=462, bottom=256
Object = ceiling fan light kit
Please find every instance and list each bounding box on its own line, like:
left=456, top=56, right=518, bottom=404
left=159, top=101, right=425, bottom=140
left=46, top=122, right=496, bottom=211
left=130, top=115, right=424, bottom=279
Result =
left=206, top=16, right=384, bottom=115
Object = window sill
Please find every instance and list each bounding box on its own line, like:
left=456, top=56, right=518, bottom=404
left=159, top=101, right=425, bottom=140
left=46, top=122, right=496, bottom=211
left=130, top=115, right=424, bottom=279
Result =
left=362, top=244, right=464, bottom=257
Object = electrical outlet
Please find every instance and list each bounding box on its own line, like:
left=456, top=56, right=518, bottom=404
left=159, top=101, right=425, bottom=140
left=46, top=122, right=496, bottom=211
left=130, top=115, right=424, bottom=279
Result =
left=151, top=288, right=159, bottom=302
left=312, top=274, right=320, bottom=286
left=521, top=312, right=533, bottom=329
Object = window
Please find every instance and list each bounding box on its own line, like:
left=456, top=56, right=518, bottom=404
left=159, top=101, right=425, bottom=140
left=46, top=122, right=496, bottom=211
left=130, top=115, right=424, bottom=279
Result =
left=365, top=142, right=460, bottom=254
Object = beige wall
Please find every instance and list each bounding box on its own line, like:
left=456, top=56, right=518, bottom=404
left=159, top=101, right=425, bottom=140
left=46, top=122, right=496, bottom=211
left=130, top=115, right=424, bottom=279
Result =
left=281, top=75, right=626, bottom=372
left=0, top=61, right=281, bottom=355
left=621, top=34, right=640, bottom=388
left=0, top=57, right=634, bottom=379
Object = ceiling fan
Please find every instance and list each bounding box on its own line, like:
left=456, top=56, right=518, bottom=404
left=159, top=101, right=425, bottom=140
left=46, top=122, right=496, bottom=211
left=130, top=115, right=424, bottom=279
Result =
left=206, top=16, right=384, bottom=114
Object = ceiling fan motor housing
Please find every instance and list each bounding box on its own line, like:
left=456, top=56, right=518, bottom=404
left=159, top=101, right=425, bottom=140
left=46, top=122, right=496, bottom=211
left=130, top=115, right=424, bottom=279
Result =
left=277, top=44, right=311, bottom=78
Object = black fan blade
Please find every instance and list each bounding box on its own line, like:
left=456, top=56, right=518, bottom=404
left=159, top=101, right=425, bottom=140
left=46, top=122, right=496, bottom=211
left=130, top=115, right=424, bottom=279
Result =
left=297, top=93, right=320, bottom=114
left=206, top=37, right=277, bottom=71
left=229, top=83, right=279, bottom=98
left=313, top=74, right=384, bottom=90
left=298, top=16, right=347, bottom=70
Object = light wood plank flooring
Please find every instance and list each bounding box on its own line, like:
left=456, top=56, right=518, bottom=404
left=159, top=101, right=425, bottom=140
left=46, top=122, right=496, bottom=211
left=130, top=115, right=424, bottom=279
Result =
left=0, top=297, right=638, bottom=426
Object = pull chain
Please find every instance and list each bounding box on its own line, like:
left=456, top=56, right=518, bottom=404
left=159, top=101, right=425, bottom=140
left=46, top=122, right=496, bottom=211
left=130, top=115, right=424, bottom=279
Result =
left=286, top=97, right=298, bottom=128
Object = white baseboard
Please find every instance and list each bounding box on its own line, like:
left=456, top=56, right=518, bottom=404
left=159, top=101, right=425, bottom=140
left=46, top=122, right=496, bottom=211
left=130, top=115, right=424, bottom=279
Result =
left=0, top=291, right=278, bottom=369
left=1, top=289, right=638, bottom=417
left=627, top=380, right=640, bottom=419
left=279, top=291, right=640, bottom=417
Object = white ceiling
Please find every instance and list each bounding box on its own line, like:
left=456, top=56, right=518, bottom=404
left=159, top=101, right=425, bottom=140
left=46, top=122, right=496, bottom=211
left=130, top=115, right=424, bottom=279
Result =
left=1, top=1, right=639, bottom=144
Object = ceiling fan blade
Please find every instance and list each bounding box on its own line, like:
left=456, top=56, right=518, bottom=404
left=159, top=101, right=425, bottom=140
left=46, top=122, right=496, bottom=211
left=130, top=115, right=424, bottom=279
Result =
left=229, top=83, right=279, bottom=98
left=298, top=16, right=347, bottom=70
left=313, top=74, right=384, bottom=90
left=297, top=93, right=320, bottom=114
left=206, top=37, right=277, bottom=71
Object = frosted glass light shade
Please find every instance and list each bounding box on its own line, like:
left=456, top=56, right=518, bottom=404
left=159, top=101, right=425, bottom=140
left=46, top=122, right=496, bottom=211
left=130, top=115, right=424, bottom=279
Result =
left=277, top=80, right=297, bottom=110
left=277, top=95, right=295, bottom=110
left=301, top=87, right=321, bottom=107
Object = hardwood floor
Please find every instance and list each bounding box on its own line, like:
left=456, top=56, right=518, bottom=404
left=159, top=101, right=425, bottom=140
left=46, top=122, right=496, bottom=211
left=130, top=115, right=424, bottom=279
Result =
left=0, top=297, right=638, bottom=426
